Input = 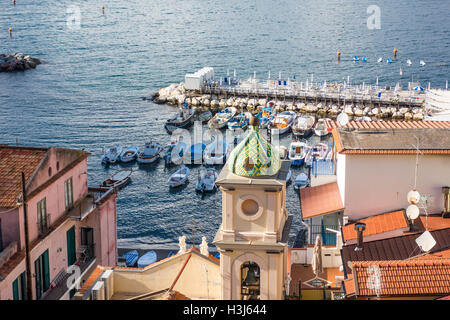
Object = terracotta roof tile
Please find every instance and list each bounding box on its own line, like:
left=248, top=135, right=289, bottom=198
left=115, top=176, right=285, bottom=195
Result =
left=78, top=266, right=104, bottom=296
left=0, top=146, right=47, bottom=207
left=343, top=278, right=356, bottom=296
left=351, top=259, right=450, bottom=297
left=300, top=182, right=344, bottom=219
left=342, top=210, right=408, bottom=242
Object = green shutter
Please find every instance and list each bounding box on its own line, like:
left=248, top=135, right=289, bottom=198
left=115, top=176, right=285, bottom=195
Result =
left=42, top=250, right=50, bottom=292
left=12, top=278, right=19, bottom=300
left=34, top=258, right=41, bottom=299
left=66, top=226, right=76, bottom=266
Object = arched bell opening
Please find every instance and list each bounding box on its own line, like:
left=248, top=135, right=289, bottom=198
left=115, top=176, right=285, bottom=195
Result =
left=240, top=261, right=260, bottom=300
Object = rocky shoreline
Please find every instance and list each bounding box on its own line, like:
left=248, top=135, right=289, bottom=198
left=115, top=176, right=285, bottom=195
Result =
left=0, top=53, right=41, bottom=72
left=150, top=83, right=425, bottom=121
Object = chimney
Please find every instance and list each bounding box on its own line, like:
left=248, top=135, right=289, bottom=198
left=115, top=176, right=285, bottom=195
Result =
left=354, top=222, right=366, bottom=251
left=443, top=187, right=450, bottom=218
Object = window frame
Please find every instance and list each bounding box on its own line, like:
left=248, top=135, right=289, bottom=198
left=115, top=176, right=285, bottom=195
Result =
left=37, top=198, right=47, bottom=235
left=64, top=177, right=74, bottom=210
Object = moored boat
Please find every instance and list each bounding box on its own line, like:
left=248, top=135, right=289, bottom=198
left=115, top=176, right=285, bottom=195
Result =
left=137, top=141, right=163, bottom=164
left=292, top=115, right=315, bottom=137
left=195, top=168, right=218, bottom=193
left=207, top=107, right=237, bottom=129
left=276, top=145, right=289, bottom=160
left=289, top=141, right=309, bottom=166
left=197, top=110, right=213, bottom=123
left=227, top=113, right=249, bottom=131
left=258, top=106, right=274, bottom=129
left=120, top=250, right=139, bottom=267
left=101, top=145, right=123, bottom=164
left=313, top=118, right=329, bottom=137
left=269, top=111, right=296, bottom=135
left=164, top=104, right=195, bottom=133
left=305, top=143, right=328, bottom=166
left=293, top=173, right=309, bottom=190
left=185, top=143, right=206, bottom=164
left=119, top=146, right=139, bottom=163
left=163, top=141, right=188, bottom=166
left=168, top=166, right=190, bottom=188
left=204, top=140, right=228, bottom=165
left=137, top=250, right=157, bottom=268
left=100, top=168, right=132, bottom=189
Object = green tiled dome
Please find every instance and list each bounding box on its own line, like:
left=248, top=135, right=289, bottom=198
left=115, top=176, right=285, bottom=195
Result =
left=228, top=122, right=281, bottom=177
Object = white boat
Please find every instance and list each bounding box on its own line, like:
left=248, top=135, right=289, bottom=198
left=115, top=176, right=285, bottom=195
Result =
left=407, top=59, right=412, bottom=66
left=168, top=166, right=190, bottom=188
left=119, top=146, right=139, bottom=163
left=100, top=168, right=132, bottom=189
left=292, top=116, right=315, bottom=137
left=355, top=116, right=372, bottom=121
left=164, top=105, right=195, bottom=133
left=163, top=141, right=188, bottom=166
left=227, top=113, right=249, bottom=131
left=293, top=173, right=308, bottom=190
left=305, top=143, right=328, bottom=166
left=208, top=107, right=237, bottom=129
left=377, top=57, right=383, bottom=63
left=420, top=60, right=426, bottom=66
left=313, top=118, right=329, bottom=137
left=258, top=106, right=274, bottom=129
left=185, top=143, right=206, bottom=164
left=195, top=168, right=218, bottom=193
left=137, top=141, right=163, bottom=164
left=101, top=146, right=122, bottom=164
left=289, top=141, right=309, bottom=166
left=269, top=111, right=296, bottom=135
left=204, top=140, right=228, bottom=165
left=276, top=145, right=288, bottom=160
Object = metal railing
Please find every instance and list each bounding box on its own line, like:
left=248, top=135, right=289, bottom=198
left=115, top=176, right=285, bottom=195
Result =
left=309, top=225, right=339, bottom=245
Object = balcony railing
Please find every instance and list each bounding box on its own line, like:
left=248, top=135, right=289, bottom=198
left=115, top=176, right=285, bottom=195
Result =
left=37, top=213, right=51, bottom=237
left=41, top=244, right=96, bottom=300
left=68, top=187, right=114, bottom=220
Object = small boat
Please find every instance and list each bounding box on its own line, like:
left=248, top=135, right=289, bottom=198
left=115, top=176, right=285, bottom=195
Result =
left=164, top=105, right=195, bottom=133
left=227, top=113, right=249, bottom=131
left=258, top=106, right=274, bottom=129
left=313, top=118, right=329, bottom=137
left=377, top=57, right=383, bottom=63
left=355, top=116, right=372, bottom=121
left=164, top=141, right=188, bottom=166
left=289, top=141, right=309, bottom=166
left=119, top=146, right=139, bottom=163
left=276, top=145, right=288, bottom=160
left=362, top=56, right=367, bottom=62
left=269, top=111, right=296, bottom=135
left=305, top=143, right=329, bottom=166
left=168, top=166, right=190, bottom=188
left=101, top=145, right=123, bottom=164
left=293, top=173, right=308, bottom=190
left=120, top=250, right=139, bottom=267
left=197, top=110, right=213, bottom=123
left=286, top=169, right=292, bottom=183
left=195, top=168, right=218, bottom=193
left=185, top=143, right=206, bottom=164
left=204, top=140, right=228, bottom=165
left=387, top=58, right=392, bottom=64
left=420, top=60, right=426, bottom=66
left=101, top=168, right=132, bottom=189
left=137, top=141, right=163, bottom=164
left=292, top=115, right=315, bottom=137
left=407, top=59, right=412, bottom=66
left=208, top=107, right=237, bottom=129
left=353, top=56, right=359, bottom=62
left=137, top=250, right=157, bottom=268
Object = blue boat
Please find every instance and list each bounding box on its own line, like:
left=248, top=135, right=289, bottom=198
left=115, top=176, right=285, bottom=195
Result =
left=387, top=58, right=392, bottom=64
left=353, top=56, right=359, bottom=62
left=362, top=56, right=367, bottom=62
left=293, top=173, right=309, bottom=190
left=137, top=250, right=157, bottom=268
left=164, top=141, right=187, bottom=166
left=121, top=250, right=139, bottom=267
left=227, top=113, right=249, bottom=130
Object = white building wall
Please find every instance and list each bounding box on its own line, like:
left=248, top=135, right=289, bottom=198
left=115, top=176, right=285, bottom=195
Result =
left=343, top=154, right=450, bottom=220
left=336, top=153, right=346, bottom=205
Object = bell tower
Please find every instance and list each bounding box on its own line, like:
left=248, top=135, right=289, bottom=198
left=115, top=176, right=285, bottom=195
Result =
left=213, top=116, right=292, bottom=300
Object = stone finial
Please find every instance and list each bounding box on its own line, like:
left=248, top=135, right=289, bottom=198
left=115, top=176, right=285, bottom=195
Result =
left=178, top=235, right=186, bottom=255
left=200, top=236, right=209, bottom=256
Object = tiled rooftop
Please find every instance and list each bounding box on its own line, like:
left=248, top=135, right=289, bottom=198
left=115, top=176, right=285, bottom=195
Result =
left=325, top=119, right=450, bottom=130
left=351, top=259, right=450, bottom=297
left=342, top=210, right=408, bottom=242
left=332, top=128, right=450, bottom=155
left=300, top=182, right=344, bottom=219
left=341, top=228, right=450, bottom=275
left=0, top=146, right=47, bottom=207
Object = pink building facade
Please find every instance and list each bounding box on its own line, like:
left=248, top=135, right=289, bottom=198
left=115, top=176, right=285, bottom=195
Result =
left=0, top=146, right=118, bottom=300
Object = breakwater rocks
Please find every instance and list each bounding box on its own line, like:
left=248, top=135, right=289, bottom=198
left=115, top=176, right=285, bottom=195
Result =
left=0, top=53, right=41, bottom=72
left=151, top=83, right=425, bottom=121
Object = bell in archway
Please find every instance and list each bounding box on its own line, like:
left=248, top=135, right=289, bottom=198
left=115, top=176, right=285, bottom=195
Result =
left=244, top=266, right=258, bottom=284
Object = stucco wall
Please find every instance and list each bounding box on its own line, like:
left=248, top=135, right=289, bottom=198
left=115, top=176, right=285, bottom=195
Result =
left=0, top=208, right=20, bottom=249
left=343, top=154, right=450, bottom=220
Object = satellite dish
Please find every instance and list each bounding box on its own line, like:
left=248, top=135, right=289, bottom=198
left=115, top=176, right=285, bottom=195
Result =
left=337, top=112, right=349, bottom=127
left=407, top=189, right=421, bottom=204
left=415, top=230, right=436, bottom=252
left=406, top=204, right=420, bottom=220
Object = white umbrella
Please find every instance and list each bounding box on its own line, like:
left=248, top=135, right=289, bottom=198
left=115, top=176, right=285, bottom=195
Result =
left=311, top=235, right=323, bottom=277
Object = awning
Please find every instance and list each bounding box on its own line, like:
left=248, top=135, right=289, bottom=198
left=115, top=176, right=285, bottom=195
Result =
left=300, top=182, right=344, bottom=220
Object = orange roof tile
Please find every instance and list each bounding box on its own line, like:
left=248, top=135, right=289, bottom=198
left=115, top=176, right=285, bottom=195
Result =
left=300, top=182, right=344, bottom=219
left=351, top=259, right=450, bottom=297
left=343, top=278, right=356, bottom=296
left=0, top=146, right=47, bottom=207
left=342, top=210, right=408, bottom=242
left=413, top=248, right=450, bottom=260
left=417, top=215, right=450, bottom=232
left=77, top=266, right=104, bottom=297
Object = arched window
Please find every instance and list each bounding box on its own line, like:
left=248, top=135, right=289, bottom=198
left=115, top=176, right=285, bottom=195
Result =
left=240, top=261, right=260, bottom=300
